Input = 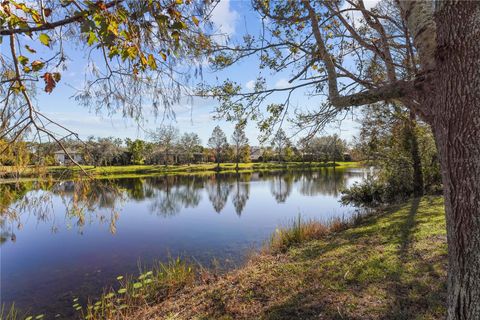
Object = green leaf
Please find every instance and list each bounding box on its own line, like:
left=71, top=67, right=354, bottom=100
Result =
left=192, top=16, right=199, bottom=26
left=87, top=31, right=97, bottom=46
left=117, top=288, right=127, bottom=294
left=39, top=33, right=50, bottom=46
left=126, top=46, right=138, bottom=60
left=171, top=31, right=180, bottom=42
left=107, top=20, right=118, bottom=36
left=147, top=54, right=157, bottom=70
left=18, top=55, right=29, bottom=65
left=133, top=282, right=142, bottom=289
left=116, top=275, right=124, bottom=280
left=171, top=21, right=186, bottom=30
left=104, top=293, right=115, bottom=299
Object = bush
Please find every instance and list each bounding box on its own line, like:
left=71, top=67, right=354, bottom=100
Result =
left=341, top=176, right=385, bottom=207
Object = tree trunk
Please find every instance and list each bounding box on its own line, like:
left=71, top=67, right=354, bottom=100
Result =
left=434, top=3, right=480, bottom=318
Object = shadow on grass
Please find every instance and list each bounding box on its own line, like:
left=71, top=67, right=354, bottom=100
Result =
left=259, top=198, right=446, bottom=320
left=381, top=198, right=446, bottom=320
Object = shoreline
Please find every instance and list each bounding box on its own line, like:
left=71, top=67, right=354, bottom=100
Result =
left=0, top=161, right=361, bottom=184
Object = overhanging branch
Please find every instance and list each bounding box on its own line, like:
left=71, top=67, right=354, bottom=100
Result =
left=330, top=80, right=413, bottom=108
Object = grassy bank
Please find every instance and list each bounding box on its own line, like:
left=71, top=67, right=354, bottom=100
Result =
left=0, top=161, right=360, bottom=181
left=134, top=196, right=446, bottom=320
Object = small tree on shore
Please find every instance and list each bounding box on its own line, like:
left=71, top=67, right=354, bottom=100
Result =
left=208, top=126, right=228, bottom=171
left=271, top=129, right=290, bottom=162
left=125, top=139, right=148, bottom=165
left=151, top=125, right=179, bottom=166
left=231, top=124, right=249, bottom=171
left=179, top=132, right=201, bottom=165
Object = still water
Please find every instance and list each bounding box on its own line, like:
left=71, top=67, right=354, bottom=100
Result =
left=1, top=168, right=364, bottom=317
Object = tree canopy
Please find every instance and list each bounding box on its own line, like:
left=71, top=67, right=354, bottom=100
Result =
left=1, top=0, right=212, bottom=161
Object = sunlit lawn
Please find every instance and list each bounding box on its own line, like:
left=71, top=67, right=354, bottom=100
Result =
left=0, top=161, right=361, bottom=181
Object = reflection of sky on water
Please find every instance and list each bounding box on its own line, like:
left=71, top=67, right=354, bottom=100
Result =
left=1, top=168, right=364, bottom=318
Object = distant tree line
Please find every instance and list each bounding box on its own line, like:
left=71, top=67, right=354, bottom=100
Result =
left=0, top=125, right=352, bottom=167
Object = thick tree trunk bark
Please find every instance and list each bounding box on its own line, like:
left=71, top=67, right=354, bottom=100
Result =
left=434, top=3, right=480, bottom=319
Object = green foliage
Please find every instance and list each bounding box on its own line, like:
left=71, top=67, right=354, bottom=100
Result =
left=231, top=123, right=249, bottom=167
left=341, top=175, right=385, bottom=207
left=270, top=129, right=290, bottom=162
left=346, top=104, right=442, bottom=205
left=179, top=132, right=202, bottom=164
left=417, top=126, right=442, bottom=192
left=38, top=33, right=50, bottom=46
left=125, top=139, right=149, bottom=165
left=1, top=0, right=211, bottom=160
left=240, top=145, right=251, bottom=163
left=208, top=126, right=228, bottom=166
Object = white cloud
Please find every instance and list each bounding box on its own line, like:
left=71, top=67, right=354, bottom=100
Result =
left=274, top=78, right=290, bottom=89
left=245, top=80, right=255, bottom=91
left=340, top=0, right=381, bottom=26
left=210, top=0, right=238, bottom=36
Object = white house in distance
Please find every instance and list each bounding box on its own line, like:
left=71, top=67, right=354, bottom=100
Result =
left=54, top=149, right=84, bottom=165
left=250, top=147, right=263, bottom=162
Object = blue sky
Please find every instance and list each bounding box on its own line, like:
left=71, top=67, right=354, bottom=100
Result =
left=24, top=0, right=360, bottom=146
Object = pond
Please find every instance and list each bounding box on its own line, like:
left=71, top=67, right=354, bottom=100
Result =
left=1, top=167, right=365, bottom=318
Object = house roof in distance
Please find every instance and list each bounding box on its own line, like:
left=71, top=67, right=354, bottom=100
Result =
left=53, top=149, right=81, bottom=155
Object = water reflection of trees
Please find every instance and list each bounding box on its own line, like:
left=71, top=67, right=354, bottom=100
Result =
left=267, top=172, right=294, bottom=203
left=0, top=169, right=362, bottom=240
left=0, top=180, right=124, bottom=241
left=297, top=168, right=350, bottom=197
left=231, top=174, right=250, bottom=216
left=146, top=176, right=202, bottom=217
left=52, top=180, right=124, bottom=234
left=206, top=175, right=232, bottom=213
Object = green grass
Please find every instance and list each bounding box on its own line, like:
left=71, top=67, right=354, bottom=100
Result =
left=0, top=161, right=361, bottom=182
left=136, top=196, right=447, bottom=320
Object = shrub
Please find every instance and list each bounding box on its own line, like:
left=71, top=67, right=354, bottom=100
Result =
left=341, top=176, right=385, bottom=207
